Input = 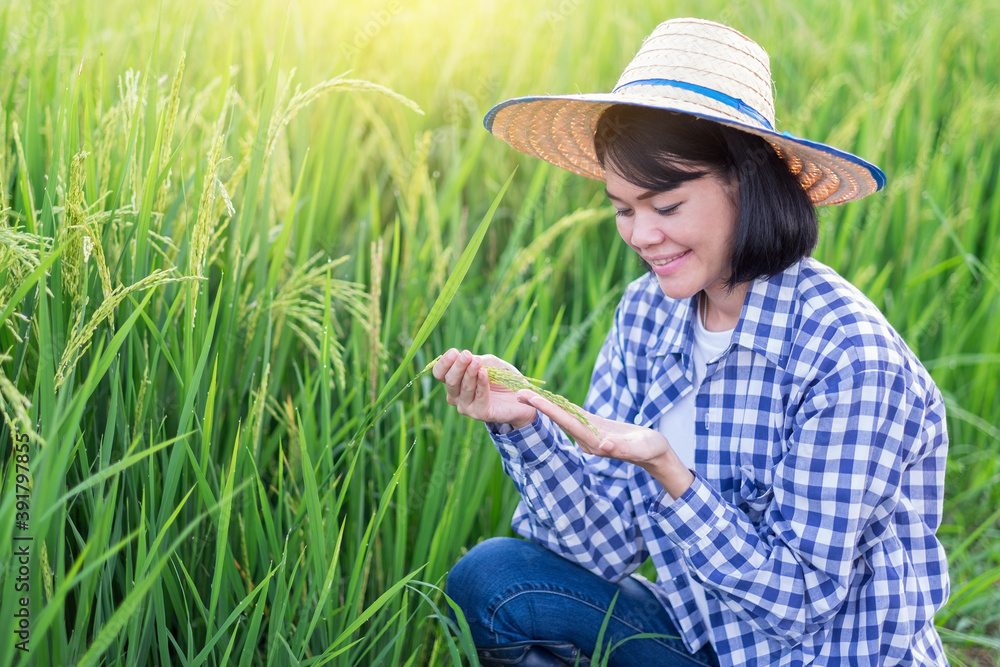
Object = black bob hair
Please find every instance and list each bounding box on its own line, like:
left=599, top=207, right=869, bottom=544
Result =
left=593, top=105, right=817, bottom=289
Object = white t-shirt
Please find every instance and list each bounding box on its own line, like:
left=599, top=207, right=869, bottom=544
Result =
left=655, top=307, right=733, bottom=643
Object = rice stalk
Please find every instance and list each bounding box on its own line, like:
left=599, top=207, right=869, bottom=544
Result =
left=188, top=123, right=228, bottom=327
left=418, top=354, right=600, bottom=436
left=11, top=123, right=35, bottom=225
left=266, top=117, right=293, bottom=222
left=237, top=515, right=253, bottom=595
left=267, top=253, right=369, bottom=345
left=40, top=541, right=54, bottom=603
left=60, top=151, right=90, bottom=311
left=223, top=128, right=253, bottom=201
left=248, top=361, right=270, bottom=461
left=487, top=208, right=604, bottom=329
left=185, top=76, right=226, bottom=136
left=0, top=353, right=39, bottom=443
left=266, top=74, right=423, bottom=162
left=0, top=107, right=7, bottom=209
left=118, top=68, right=146, bottom=208
left=404, top=131, right=433, bottom=229
left=0, top=216, right=50, bottom=342
left=55, top=268, right=201, bottom=389
left=190, top=134, right=227, bottom=278
left=155, top=51, right=186, bottom=214
left=506, top=209, right=605, bottom=283
left=96, top=102, right=123, bottom=191
left=485, top=264, right=553, bottom=332
left=486, top=366, right=600, bottom=436
left=0, top=213, right=46, bottom=271
left=369, top=238, right=384, bottom=404
left=82, top=201, right=116, bottom=300
left=133, top=337, right=149, bottom=427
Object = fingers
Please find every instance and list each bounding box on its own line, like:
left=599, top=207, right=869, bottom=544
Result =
left=516, top=390, right=601, bottom=451
left=434, top=350, right=517, bottom=389
left=443, top=350, right=473, bottom=396
left=592, top=429, right=672, bottom=467
left=432, top=348, right=458, bottom=381
left=433, top=349, right=487, bottom=414
left=514, top=390, right=665, bottom=464
left=460, top=355, right=482, bottom=397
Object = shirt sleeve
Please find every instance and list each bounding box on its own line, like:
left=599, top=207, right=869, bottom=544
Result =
left=485, top=302, right=649, bottom=583
left=646, top=362, right=944, bottom=646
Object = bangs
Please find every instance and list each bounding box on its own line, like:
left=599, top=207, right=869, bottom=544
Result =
left=593, top=105, right=732, bottom=190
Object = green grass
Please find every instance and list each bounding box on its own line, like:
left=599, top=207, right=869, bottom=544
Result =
left=0, top=0, right=998, bottom=664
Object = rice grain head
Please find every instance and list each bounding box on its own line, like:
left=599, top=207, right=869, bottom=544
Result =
left=188, top=128, right=227, bottom=328
left=61, top=151, right=90, bottom=310
left=0, top=354, right=39, bottom=444
left=156, top=52, right=186, bottom=214
left=418, top=355, right=599, bottom=436
left=55, top=268, right=201, bottom=389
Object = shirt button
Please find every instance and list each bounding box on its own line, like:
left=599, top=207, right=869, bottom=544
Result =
left=633, top=413, right=643, bottom=424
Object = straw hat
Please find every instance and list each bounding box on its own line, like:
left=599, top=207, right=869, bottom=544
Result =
left=483, top=18, right=885, bottom=206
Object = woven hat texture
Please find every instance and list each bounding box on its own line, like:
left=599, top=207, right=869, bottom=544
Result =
left=483, top=18, right=885, bottom=205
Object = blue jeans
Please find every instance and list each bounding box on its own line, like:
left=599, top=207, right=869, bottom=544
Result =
left=446, top=537, right=719, bottom=667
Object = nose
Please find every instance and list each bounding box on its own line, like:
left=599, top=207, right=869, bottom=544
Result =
left=622, top=210, right=667, bottom=248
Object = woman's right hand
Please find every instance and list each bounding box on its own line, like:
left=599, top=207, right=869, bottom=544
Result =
left=432, top=348, right=538, bottom=430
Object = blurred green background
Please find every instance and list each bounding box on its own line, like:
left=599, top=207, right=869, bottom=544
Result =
left=0, top=0, right=998, bottom=664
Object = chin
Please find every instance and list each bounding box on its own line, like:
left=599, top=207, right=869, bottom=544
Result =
left=656, top=279, right=699, bottom=301
left=643, top=268, right=695, bottom=301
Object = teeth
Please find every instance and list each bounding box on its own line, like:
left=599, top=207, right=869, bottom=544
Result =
left=650, top=252, right=685, bottom=265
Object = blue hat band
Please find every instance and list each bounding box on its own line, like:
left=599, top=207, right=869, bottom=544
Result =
left=612, top=78, right=774, bottom=131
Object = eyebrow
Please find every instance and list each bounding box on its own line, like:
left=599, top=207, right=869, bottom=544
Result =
left=604, top=188, right=663, bottom=202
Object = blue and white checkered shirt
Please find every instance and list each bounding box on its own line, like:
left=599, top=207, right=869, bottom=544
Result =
left=487, top=257, right=950, bottom=666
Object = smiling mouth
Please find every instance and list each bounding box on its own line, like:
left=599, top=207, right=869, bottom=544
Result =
left=647, top=251, right=689, bottom=266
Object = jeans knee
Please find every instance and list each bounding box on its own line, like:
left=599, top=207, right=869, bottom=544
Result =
left=447, top=537, right=521, bottom=603
left=447, top=537, right=532, bottom=637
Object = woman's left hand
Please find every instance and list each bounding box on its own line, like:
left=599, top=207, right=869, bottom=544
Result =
left=515, top=390, right=695, bottom=499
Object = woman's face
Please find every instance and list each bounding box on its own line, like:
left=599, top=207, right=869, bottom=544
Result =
left=604, top=164, right=739, bottom=302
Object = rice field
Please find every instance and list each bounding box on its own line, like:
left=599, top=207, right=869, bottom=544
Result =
left=0, top=0, right=998, bottom=664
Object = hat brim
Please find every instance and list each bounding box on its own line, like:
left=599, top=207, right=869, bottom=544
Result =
left=484, top=92, right=885, bottom=206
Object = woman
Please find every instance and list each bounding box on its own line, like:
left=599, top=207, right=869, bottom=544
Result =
left=433, top=18, right=949, bottom=667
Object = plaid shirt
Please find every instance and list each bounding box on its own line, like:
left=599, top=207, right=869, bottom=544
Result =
left=488, top=257, right=950, bottom=666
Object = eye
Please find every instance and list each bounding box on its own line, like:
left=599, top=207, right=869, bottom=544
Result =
left=614, top=208, right=632, bottom=218
left=655, top=203, right=681, bottom=216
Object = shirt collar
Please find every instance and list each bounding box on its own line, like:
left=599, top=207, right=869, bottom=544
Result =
left=645, top=259, right=801, bottom=367
left=732, top=260, right=800, bottom=366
